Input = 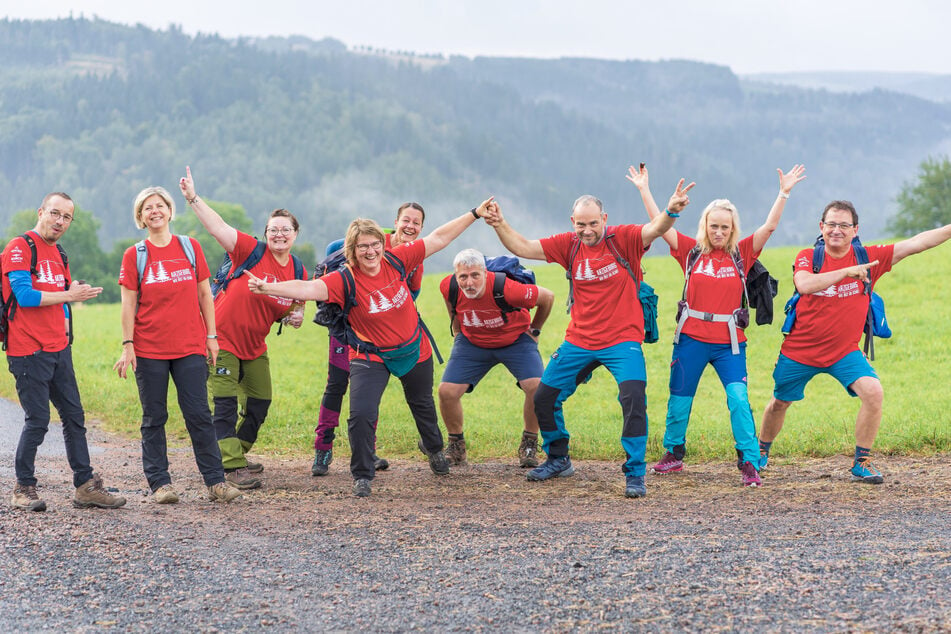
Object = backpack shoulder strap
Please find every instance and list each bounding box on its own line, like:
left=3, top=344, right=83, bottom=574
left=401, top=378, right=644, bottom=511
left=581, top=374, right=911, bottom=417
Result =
left=382, top=251, right=407, bottom=280
left=681, top=244, right=703, bottom=301
left=135, top=239, right=148, bottom=284
left=812, top=236, right=825, bottom=273
left=604, top=233, right=639, bottom=288
left=290, top=254, right=306, bottom=280
left=565, top=237, right=582, bottom=314
left=732, top=247, right=749, bottom=309
left=175, top=235, right=197, bottom=270
left=447, top=275, right=459, bottom=331
left=22, top=233, right=39, bottom=275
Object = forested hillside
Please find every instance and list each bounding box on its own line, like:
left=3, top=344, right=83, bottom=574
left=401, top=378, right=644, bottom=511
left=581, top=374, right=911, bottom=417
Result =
left=1, top=17, right=950, bottom=270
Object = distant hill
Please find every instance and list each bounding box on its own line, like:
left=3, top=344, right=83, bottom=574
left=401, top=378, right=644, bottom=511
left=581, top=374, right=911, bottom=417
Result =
left=1, top=17, right=950, bottom=270
left=744, top=71, right=951, bottom=104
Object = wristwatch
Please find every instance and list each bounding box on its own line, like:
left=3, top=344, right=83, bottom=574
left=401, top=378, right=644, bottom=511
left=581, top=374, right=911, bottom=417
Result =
left=529, top=328, right=541, bottom=337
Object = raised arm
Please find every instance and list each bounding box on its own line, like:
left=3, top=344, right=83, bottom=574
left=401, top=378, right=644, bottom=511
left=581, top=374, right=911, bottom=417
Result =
left=422, top=197, right=494, bottom=258
left=246, top=270, right=329, bottom=302
left=626, top=163, right=678, bottom=251
left=180, top=166, right=239, bottom=253
left=891, top=222, right=951, bottom=265
left=751, top=165, right=807, bottom=253
left=641, top=178, right=694, bottom=247
left=482, top=200, right=546, bottom=261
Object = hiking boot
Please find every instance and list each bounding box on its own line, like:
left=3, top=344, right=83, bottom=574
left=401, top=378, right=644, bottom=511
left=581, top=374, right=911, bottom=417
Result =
left=207, top=482, right=242, bottom=502
left=759, top=450, right=769, bottom=471
left=11, top=484, right=46, bottom=512
left=739, top=461, right=762, bottom=487
left=311, top=448, right=333, bottom=476
left=850, top=458, right=884, bottom=484
left=518, top=435, right=540, bottom=468
left=526, top=456, right=574, bottom=481
left=245, top=461, right=264, bottom=474
left=152, top=484, right=180, bottom=504
left=445, top=437, right=467, bottom=466
left=353, top=479, right=372, bottom=498
left=73, top=474, right=126, bottom=509
left=373, top=454, right=390, bottom=471
left=651, top=451, right=684, bottom=474
left=225, top=467, right=262, bottom=490
left=417, top=440, right=450, bottom=476
left=625, top=475, right=647, bottom=498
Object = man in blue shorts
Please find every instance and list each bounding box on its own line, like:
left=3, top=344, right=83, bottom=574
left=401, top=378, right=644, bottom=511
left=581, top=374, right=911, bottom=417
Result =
left=437, top=248, right=554, bottom=467
left=760, top=200, right=951, bottom=484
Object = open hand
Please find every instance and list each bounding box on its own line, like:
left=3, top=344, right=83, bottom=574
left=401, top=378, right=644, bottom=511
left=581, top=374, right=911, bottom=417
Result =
left=667, top=178, right=696, bottom=214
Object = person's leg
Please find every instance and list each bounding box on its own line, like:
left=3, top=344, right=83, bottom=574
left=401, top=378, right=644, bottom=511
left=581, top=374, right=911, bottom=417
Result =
left=171, top=354, right=226, bottom=487
left=850, top=376, right=884, bottom=449
left=760, top=353, right=814, bottom=446
left=499, top=334, right=546, bottom=467
left=599, top=341, right=649, bottom=478
left=10, top=354, right=55, bottom=488
left=209, top=349, right=243, bottom=469
left=400, top=357, right=443, bottom=454
left=134, top=357, right=174, bottom=491
left=661, top=336, right=710, bottom=463
left=532, top=341, right=594, bottom=460
left=437, top=382, right=468, bottom=435
left=829, top=351, right=884, bottom=484
left=347, top=358, right=390, bottom=481
left=235, top=352, right=272, bottom=454
left=314, top=335, right=350, bottom=452
left=709, top=342, right=759, bottom=466
left=46, top=348, right=94, bottom=488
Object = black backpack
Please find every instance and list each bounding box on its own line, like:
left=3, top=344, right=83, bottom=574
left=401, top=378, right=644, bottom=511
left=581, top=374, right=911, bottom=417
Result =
left=211, top=239, right=305, bottom=298
left=313, top=249, right=442, bottom=362
left=1, top=233, right=70, bottom=350
left=446, top=255, right=536, bottom=333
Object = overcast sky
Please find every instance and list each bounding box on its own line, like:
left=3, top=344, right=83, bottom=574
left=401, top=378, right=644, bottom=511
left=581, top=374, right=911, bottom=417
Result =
left=4, top=0, right=950, bottom=75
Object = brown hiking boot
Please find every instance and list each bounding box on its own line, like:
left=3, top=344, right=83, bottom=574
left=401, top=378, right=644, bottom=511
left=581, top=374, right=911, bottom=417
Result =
left=518, top=434, right=541, bottom=468
left=245, top=461, right=264, bottom=474
left=152, top=484, right=180, bottom=504
left=73, top=474, right=126, bottom=509
left=225, top=467, right=262, bottom=490
left=445, top=437, right=467, bottom=466
left=11, top=483, right=46, bottom=512
left=208, top=481, right=242, bottom=502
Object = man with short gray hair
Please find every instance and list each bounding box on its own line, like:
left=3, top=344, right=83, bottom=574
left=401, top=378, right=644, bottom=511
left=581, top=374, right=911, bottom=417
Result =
left=438, top=248, right=554, bottom=467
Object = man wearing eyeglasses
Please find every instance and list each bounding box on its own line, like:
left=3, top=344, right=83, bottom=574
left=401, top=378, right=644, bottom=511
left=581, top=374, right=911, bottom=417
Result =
left=760, top=200, right=951, bottom=484
left=3, top=193, right=126, bottom=512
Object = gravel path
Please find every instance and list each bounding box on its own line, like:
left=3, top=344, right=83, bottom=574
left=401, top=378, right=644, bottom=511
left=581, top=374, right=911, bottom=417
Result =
left=1, top=415, right=949, bottom=633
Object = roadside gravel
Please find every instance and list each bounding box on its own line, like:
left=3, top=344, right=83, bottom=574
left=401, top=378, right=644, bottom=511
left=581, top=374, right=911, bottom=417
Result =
left=1, top=418, right=948, bottom=633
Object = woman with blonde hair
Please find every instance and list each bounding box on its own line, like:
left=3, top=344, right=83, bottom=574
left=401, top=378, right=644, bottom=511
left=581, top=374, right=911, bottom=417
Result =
left=628, top=163, right=806, bottom=487
left=113, top=185, right=241, bottom=504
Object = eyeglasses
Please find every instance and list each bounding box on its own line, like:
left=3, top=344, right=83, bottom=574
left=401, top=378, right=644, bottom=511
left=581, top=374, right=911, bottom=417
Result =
left=822, top=221, right=855, bottom=230
left=266, top=227, right=296, bottom=235
left=355, top=241, right=383, bottom=253
left=47, top=209, right=73, bottom=223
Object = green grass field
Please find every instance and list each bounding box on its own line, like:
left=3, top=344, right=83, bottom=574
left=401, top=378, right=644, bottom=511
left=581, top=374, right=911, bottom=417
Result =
left=3, top=244, right=948, bottom=464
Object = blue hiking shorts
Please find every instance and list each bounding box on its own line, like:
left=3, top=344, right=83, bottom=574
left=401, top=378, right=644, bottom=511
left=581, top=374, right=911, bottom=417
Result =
left=772, top=350, right=878, bottom=402
left=440, top=332, right=544, bottom=392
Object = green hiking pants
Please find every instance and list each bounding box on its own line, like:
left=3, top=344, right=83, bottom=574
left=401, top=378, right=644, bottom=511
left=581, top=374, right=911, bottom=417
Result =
left=209, top=349, right=272, bottom=469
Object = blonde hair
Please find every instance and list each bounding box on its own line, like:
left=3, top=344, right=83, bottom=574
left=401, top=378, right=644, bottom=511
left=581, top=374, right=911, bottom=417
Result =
left=343, top=218, right=386, bottom=267
left=695, top=199, right=741, bottom=254
left=133, top=186, right=176, bottom=229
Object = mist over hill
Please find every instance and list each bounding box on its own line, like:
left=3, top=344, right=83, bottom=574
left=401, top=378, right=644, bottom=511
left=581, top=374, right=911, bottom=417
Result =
left=1, top=17, right=949, bottom=269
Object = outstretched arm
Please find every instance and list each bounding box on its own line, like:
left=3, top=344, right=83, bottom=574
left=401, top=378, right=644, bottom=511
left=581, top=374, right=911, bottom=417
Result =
left=794, top=260, right=880, bottom=295
left=483, top=200, right=546, bottom=260
left=626, top=163, right=678, bottom=250
left=751, top=164, right=807, bottom=253
left=891, top=222, right=951, bottom=265
left=246, top=270, right=329, bottom=302
left=641, top=178, right=694, bottom=247
left=180, top=166, right=239, bottom=253
left=422, top=197, right=494, bottom=258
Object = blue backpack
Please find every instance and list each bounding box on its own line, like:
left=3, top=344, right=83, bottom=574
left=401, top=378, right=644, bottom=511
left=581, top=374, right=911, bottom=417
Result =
left=781, top=235, right=890, bottom=359
left=566, top=231, right=659, bottom=344
left=210, top=239, right=305, bottom=298
left=446, top=255, right=535, bottom=333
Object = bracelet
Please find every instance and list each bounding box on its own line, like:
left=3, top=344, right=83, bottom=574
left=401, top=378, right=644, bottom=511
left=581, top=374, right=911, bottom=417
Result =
left=470, top=207, right=480, bottom=220
left=186, top=194, right=199, bottom=205
left=664, top=208, right=680, bottom=218
left=779, top=192, right=790, bottom=199
left=122, top=339, right=134, bottom=345
left=206, top=335, right=218, bottom=339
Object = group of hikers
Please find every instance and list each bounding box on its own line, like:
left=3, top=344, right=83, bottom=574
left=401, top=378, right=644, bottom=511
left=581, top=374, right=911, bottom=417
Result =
left=6, top=161, right=951, bottom=509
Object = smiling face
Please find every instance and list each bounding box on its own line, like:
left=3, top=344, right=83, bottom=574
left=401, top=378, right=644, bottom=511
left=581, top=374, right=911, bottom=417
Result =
left=35, top=195, right=74, bottom=243
left=393, top=206, right=424, bottom=246
left=820, top=208, right=859, bottom=256
left=353, top=232, right=385, bottom=274
left=454, top=263, right=487, bottom=299
left=265, top=215, right=297, bottom=255
left=571, top=200, right=606, bottom=247
left=140, top=194, right=172, bottom=232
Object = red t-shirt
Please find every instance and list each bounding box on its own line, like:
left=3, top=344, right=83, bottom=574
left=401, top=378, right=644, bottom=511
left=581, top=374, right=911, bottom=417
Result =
left=321, top=240, right=432, bottom=364
left=214, top=231, right=299, bottom=360
left=781, top=244, right=894, bottom=366
left=671, top=234, right=761, bottom=344
left=385, top=233, right=423, bottom=294
left=1, top=231, right=71, bottom=356
left=439, top=271, right=538, bottom=348
left=541, top=224, right=647, bottom=348
left=118, top=236, right=212, bottom=359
